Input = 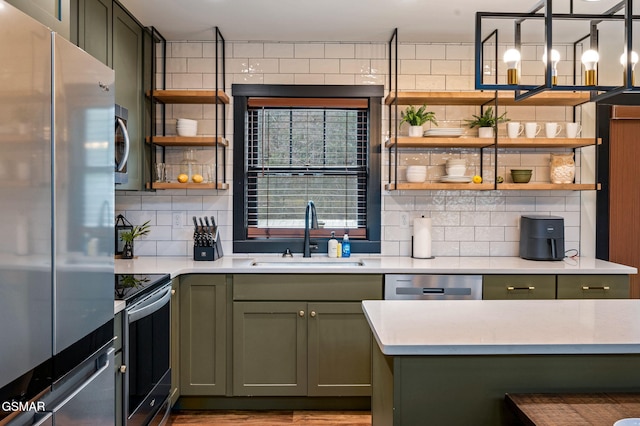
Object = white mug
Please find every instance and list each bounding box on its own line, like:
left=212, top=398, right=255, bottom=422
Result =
left=566, top=122, right=582, bottom=138
left=545, top=122, right=562, bottom=138
left=507, top=122, right=524, bottom=138
left=524, top=122, right=541, bottom=138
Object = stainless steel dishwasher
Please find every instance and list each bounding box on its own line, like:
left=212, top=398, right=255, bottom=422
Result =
left=384, top=274, right=482, bottom=300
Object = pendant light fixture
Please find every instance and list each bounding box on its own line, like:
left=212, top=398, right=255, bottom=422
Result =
left=620, top=51, right=639, bottom=86
left=503, top=48, right=521, bottom=85
left=581, top=49, right=599, bottom=86
left=541, top=49, right=561, bottom=86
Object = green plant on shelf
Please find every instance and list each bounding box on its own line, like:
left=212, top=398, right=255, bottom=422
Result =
left=400, top=104, right=438, bottom=127
left=465, top=106, right=509, bottom=128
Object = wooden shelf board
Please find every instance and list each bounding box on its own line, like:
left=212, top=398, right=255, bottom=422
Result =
left=146, top=136, right=228, bottom=147
left=147, top=89, right=229, bottom=104
left=150, top=182, right=229, bottom=190
left=497, top=137, right=600, bottom=149
left=384, top=91, right=590, bottom=107
left=386, top=182, right=596, bottom=191
left=386, top=182, right=493, bottom=191
left=386, top=137, right=495, bottom=149
left=497, top=183, right=596, bottom=190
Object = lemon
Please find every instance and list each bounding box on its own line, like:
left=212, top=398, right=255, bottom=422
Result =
left=472, top=175, right=483, bottom=184
left=192, top=174, right=204, bottom=183
left=177, top=173, right=189, bottom=183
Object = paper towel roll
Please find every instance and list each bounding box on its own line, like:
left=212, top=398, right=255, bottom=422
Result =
left=413, top=217, right=432, bottom=259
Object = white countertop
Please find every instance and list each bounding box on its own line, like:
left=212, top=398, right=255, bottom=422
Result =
left=362, top=299, right=640, bottom=356
left=115, top=255, right=636, bottom=277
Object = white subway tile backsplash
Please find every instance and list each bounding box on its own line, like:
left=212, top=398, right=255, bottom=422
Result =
left=116, top=39, right=589, bottom=258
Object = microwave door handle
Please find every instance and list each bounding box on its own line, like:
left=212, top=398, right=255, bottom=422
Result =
left=128, top=286, right=172, bottom=323
left=116, top=117, right=130, bottom=172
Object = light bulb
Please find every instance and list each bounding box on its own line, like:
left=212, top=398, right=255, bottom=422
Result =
left=620, top=51, right=639, bottom=86
left=581, top=49, right=599, bottom=86
left=503, top=48, right=521, bottom=85
left=541, top=49, right=561, bottom=86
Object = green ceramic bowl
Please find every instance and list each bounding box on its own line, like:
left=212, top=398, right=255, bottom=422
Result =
left=510, top=169, right=532, bottom=183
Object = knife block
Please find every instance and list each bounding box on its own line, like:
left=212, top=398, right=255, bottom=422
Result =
left=193, top=233, right=223, bottom=261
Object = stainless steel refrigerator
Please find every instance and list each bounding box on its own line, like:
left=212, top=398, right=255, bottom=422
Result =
left=0, top=2, right=115, bottom=424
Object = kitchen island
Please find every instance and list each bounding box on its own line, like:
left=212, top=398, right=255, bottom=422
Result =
left=362, top=299, right=640, bottom=425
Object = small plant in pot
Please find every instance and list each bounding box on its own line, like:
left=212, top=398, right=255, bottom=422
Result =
left=119, top=220, right=151, bottom=259
left=400, top=105, right=438, bottom=137
left=466, top=106, right=509, bottom=138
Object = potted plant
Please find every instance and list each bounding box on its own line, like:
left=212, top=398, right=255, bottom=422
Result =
left=400, top=104, right=438, bottom=137
left=465, top=106, right=509, bottom=138
left=119, top=220, right=150, bottom=259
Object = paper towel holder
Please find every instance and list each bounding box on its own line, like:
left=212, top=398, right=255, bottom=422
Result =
left=411, top=236, right=435, bottom=259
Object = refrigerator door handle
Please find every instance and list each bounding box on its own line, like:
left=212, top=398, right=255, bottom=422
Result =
left=50, top=357, right=110, bottom=414
left=115, top=117, right=130, bottom=172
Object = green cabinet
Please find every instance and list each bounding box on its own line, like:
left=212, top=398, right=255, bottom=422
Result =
left=483, top=275, right=556, bottom=300
left=232, top=274, right=383, bottom=397
left=557, top=275, right=629, bottom=299
left=170, top=277, right=180, bottom=405
left=483, top=274, right=630, bottom=300
left=7, top=0, right=70, bottom=39
left=113, top=2, right=144, bottom=190
left=179, top=275, right=227, bottom=396
left=75, top=0, right=112, bottom=66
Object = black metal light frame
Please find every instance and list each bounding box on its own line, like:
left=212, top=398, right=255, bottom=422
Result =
left=475, top=0, right=639, bottom=103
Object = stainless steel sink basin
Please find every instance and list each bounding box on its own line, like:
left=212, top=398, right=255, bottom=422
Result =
left=250, top=258, right=365, bottom=267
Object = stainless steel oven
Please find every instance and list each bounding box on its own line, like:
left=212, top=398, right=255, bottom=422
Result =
left=116, top=274, right=172, bottom=426
left=115, top=104, right=130, bottom=185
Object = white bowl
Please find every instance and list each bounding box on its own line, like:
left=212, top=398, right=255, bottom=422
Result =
left=177, top=127, right=197, bottom=136
left=614, top=419, right=640, bottom=426
left=177, top=118, right=197, bottom=125
left=406, top=166, right=427, bottom=182
left=446, top=165, right=466, bottom=177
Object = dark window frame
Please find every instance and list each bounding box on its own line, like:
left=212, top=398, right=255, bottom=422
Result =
left=232, top=84, right=382, bottom=254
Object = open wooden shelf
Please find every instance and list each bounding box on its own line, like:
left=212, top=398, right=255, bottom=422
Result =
left=146, top=136, right=228, bottom=147
left=148, top=89, right=229, bottom=104
left=386, top=182, right=597, bottom=191
left=386, top=137, right=599, bottom=149
left=149, top=182, right=229, bottom=190
left=497, top=137, right=600, bottom=149
left=384, top=91, right=590, bottom=107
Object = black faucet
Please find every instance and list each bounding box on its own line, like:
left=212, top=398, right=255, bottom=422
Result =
left=303, top=200, right=318, bottom=257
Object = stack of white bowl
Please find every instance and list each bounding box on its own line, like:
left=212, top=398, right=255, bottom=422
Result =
left=406, top=165, right=427, bottom=183
left=445, top=159, right=466, bottom=177
left=177, top=118, right=198, bottom=136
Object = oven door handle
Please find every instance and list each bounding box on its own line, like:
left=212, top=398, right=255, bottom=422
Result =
left=115, top=117, right=130, bottom=172
left=128, top=285, right=172, bottom=323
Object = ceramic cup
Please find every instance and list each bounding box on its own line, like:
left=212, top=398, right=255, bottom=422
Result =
left=566, top=122, right=582, bottom=138
left=507, top=122, right=524, bottom=138
left=545, top=122, right=562, bottom=138
left=524, top=122, right=541, bottom=138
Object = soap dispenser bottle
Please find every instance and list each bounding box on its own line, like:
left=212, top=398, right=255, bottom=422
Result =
left=328, top=232, right=338, bottom=258
left=341, top=234, right=351, bottom=258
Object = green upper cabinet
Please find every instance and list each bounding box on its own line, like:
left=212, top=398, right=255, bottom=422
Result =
left=112, top=3, right=144, bottom=190
left=7, top=0, right=71, bottom=39
left=75, top=0, right=112, bottom=66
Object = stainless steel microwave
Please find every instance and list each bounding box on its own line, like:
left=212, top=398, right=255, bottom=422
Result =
left=115, top=104, right=130, bottom=184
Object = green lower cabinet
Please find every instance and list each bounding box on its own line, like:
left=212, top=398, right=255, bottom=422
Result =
left=483, top=275, right=556, bottom=300
left=179, top=275, right=227, bottom=396
left=307, top=302, right=373, bottom=397
left=557, top=274, right=630, bottom=299
left=233, top=301, right=308, bottom=396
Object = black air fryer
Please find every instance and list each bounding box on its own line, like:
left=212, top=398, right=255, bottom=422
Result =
left=519, top=215, right=565, bottom=261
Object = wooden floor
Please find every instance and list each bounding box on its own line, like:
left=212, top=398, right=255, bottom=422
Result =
left=169, top=410, right=372, bottom=426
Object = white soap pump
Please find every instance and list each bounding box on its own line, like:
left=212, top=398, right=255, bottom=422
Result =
left=328, top=231, right=338, bottom=258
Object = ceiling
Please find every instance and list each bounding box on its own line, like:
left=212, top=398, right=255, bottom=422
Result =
left=118, top=0, right=626, bottom=43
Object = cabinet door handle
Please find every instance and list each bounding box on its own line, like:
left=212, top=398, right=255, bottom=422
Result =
left=582, top=286, right=610, bottom=291
left=171, top=289, right=176, bottom=295
left=299, top=310, right=305, bottom=317
left=507, top=286, right=535, bottom=291
left=310, top=311, right=316, bottom=318
left=119, top=365, right=127, bottom=374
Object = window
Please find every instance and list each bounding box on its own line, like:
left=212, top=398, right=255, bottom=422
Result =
left=232, top=85, right=382, bottom=254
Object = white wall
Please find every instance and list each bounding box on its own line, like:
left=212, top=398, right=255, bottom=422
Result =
left=115, top=40, right=593, bottom=258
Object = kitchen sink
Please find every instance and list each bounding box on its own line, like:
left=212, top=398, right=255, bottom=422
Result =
left=250, top=257, right=365, bottom=267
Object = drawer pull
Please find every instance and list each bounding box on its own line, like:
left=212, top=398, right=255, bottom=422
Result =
left=582, top=286, right=610, bottom=291
left=310, top=311, right=317, bottom=318
left=299, top=310, right=305, bottom=317
left=507, top=286, right=535, bottom=291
